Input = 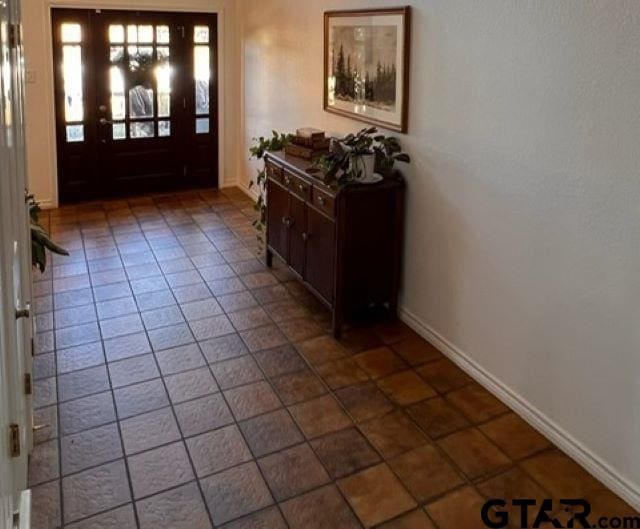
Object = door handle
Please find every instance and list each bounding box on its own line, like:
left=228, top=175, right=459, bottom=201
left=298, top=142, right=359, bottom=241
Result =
left=15, top=303, right=30, bottom=319
left=282, top=217, right=292, bottom=228
left=99, top=117, right=113, bottom=125
left=301, top=232, right=308, bottom=242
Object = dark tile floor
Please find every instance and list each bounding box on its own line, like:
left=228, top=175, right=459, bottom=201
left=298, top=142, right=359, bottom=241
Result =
left=29, top=188, right=637, bottom=528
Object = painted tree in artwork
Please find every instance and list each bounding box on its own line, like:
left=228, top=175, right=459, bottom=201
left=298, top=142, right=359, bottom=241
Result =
left=334, top=44, right=348, bottom=97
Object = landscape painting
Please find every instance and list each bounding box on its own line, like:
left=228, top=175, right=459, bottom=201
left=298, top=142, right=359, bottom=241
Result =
left=325, top=7, right=411, bottom=132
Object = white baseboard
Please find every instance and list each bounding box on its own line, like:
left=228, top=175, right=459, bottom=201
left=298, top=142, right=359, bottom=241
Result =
left=37, top=198, right=55, bottom=210
left=399, top=306, right=640, bottom=511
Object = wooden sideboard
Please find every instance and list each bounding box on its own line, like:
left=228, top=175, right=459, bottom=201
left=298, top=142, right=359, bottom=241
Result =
left=264, top=151, right=405, bottom=337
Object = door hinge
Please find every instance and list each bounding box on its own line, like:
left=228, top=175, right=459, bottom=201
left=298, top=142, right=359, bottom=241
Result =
left=178, top=25, right=185, bottom=39
left=24, top=373, right=32, bottom=395
left=9, top=424, right=20, bottom=457
left=9, top=23, right=21, bottom=49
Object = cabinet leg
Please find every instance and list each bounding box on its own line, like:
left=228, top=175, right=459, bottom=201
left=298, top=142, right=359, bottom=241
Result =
left=265, top=248, right=273, bottom=268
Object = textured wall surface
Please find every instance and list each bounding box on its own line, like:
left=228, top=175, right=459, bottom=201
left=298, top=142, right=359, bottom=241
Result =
left=240, top=0, right=640, bottom=502
left=22, top=0, right=242, bottom=207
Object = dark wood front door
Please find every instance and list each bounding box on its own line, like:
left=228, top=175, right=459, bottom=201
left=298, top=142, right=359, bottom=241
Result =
left=52, top=9, right=218, bottom=202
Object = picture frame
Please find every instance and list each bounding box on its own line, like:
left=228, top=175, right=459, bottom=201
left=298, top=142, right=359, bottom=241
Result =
left=324, top=7, right=411, bottom=133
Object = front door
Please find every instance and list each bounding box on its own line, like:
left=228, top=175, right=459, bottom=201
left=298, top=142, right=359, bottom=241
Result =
left=52, top=9, right=218, bottom=202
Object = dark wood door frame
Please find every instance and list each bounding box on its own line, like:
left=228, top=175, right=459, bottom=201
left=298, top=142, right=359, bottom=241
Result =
left=51, top=8, right=219, bottom=203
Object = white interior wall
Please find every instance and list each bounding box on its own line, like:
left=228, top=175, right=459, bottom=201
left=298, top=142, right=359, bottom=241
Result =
left=22, top=0, right=242, bottom=207
left=239, top=0, right=640, bottom=507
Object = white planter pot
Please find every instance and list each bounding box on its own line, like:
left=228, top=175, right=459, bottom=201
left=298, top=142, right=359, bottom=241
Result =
left=349, top=153, right=375, bottom=181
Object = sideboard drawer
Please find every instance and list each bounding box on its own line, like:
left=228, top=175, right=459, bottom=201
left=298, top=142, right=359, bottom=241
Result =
left=283, top=169, right=311, bottom=200
left=311, top=187, right=335, bottom=218
left=265, top=160, right=283, bottom=183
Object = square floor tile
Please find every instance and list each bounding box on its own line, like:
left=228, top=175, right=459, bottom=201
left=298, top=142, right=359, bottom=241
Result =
left=174, top=393, right=234, bottom=437
left=335, top=382, right=394, bottom=423
left=388, top=444, right=464, bottom=503
left=479, top=413, right=551, bottom=460
left=100, top=313, right=144, bottom=340
left=208, top=277, right=246, bottom=296
left=220, top=506, right=287, bottom=529
left=437, top=428, right=510, bottom=480
left=228, top=306, right=272, bottom=331
left=405, top=397, right=470, bottom=439
left=425, top=486, right=486, bottom=529
left=295, top=336, right=347, bottom=367
left=165, top=366, right=219, bottom=403
left=58, top=364, right=110, bottom=402
left=211, top=355, right=264, bottom=389
left=65, top=504, right=136, bottom=529
left=148, top=322, right=195, bottom=351
left=239, top=325, right=288, bottom=352
left=310, top=427, right=381, bottom=479
left=354, top=347, right=408, bottom=379
left=253, top=344, right=306, bottom=378
left=109, top=354, right=160, bottom=388
left=377, top=370, right=437, bottom=406
left=31, top=480, right=61, bottom=529
left=200, top=461, right=273, bottom=526
left=120, top=407, right=181, bottom=454
left=141, top=305, right=185, bottom=330
left=190, top=314, right=235, bottom=341
left=258, top=443, right=330, bottom=501
left=55, top=304, right=97, bottom=329
left=280, top=484, right=361, bottom=529
left=181, top=297, right=224, bottom=321
left=377, top=509, right=435, bottom=529
left=445, top=384, right=509, bottom=423
left=415, top=358, right=473, bottom=394
left=62, top=459, right=131, bottom=523
left=128, top=442, right=194, bottom=499
left=276, top=317, right=324, bottom=342
left=224, top=381, right=282, bottom=421
left=137, top=482, right=212, bottom=529
left=262, top=299, right=309, bottom=323
left=289, top=395, right=352, bottom=439
left=60, top=391, right=116, bottom=435
left=95, top=296, right=138, bottom=320
left=104, top=332, right=151, bottom=362
left=476, top=467, right=549, bottom=522
left=520, top=449, right=602, bottom=498
left=113, top=378, right=169, bottom=419
left=186, top=424, right=252, bottom=478
left=136, top=289, right=176, bottom=312
left=61, top=423, right=123, bottom=475
left=239, top=409, right=303, bottom=457
left=28, top=439, right=59, bottom=486
left=56, top=322, right=101, bottom=349
left=57, top=341, right=105, bottom=374
left=271, top=369, right=327, bottom=406
left=391, top=336, right=442, bottom=366
left=173, top=282, right=213, bottom=304
left=316, top=358, right=370, bottom=390
left=359, top=410, right=427, bottom=459
left=200, top=333, right=249, bottom=363
left=338, top=463, right=417, bottom=527
left=155, top=343, right=206, bottom=375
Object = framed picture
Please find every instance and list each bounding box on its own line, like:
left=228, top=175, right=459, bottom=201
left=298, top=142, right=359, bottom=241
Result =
left=324, top=7, right=411, bottom=133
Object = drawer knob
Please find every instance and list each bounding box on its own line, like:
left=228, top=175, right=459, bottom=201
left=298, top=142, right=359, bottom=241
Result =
left=284, top=176, right=291, bottom=185
left=301, top=232, right=308, bottom=242
left=282, top=216, right=292, bottom=228
left=318, top=196, right=325, bottom=206
left=298, top=183, right=305, bottom=191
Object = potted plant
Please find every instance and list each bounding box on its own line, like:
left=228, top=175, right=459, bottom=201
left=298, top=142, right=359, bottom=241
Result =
left=28, top=197, right=69, bottom=273
left=314, top=127, right=411, bottom=185
left=248, top=131, right=293, bottom=239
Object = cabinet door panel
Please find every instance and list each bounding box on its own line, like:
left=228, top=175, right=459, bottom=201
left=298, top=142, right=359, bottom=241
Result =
left=267, top=178, right=289, bottom=260
left=306, top=206, right=335, bottom=303
left=288, top=192, right=306, bottom=276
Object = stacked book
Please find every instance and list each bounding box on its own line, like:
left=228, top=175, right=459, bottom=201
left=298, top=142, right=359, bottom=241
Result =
left=284, top=128, right=331, bottom=160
